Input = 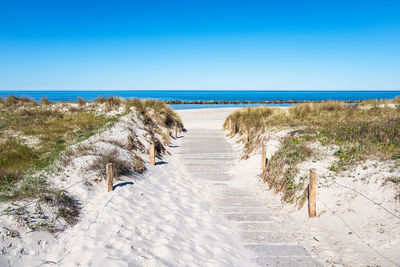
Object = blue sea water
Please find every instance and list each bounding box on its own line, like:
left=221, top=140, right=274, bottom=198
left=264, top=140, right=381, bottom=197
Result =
left=0, top=90, right=399, bottom=110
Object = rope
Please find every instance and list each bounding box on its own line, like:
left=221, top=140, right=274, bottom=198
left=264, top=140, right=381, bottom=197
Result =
left=330, top=180, right=400, bottom=220
left=317, top=196, right=400, bottom=266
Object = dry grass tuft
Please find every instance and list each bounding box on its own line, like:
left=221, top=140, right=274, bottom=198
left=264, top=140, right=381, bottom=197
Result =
left=40, top=97, right=51, bottom=105
left=95, top=96, right=122, bottom=110
left=77, top=97, right=86, bottom=106
left=359, top=97, right=400, bottom=107
left=133, top=154, right=146, bottom=174
left=153, top=138, right=166, bottom=157
left=126, top=130, right=146, bottom=153
left=88, top=149, right=132, bottom=177
left=41, top=190, right=80, bottom=226
left=125, top=98, right=183, bottom=129
left=3, top=95, right=38, bottom=108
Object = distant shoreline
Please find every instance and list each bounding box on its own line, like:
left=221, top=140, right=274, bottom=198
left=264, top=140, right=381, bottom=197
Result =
left=165, top=99, right=362, bottom=105
left=0, top=96, right=367, bottom=105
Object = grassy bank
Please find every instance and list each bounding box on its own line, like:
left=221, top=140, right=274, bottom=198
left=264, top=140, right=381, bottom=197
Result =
left=224, top=99, right=400, bottom=205
left=0, top=96, right=182, bottom=207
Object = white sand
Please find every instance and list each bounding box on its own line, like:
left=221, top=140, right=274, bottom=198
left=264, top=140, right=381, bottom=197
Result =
left=1, top=107, right=399, bottom=266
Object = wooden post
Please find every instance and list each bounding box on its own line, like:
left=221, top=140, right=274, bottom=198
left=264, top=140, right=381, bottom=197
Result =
left=261, top=144, right=267, bottom=170
left=308, top=168, right=317, bottom=217
left=245, top=130, right=250, bottom=144
left=106, top=163, right=113, bottom=192
left=166, top=132, right=170, bottom=147
left=174, top=126, right=178, bottom=139
left=149, top=143, right=155, bottom=166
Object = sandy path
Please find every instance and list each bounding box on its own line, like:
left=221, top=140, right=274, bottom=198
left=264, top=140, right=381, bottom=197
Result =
left=177, top=108, right=322, bottom=266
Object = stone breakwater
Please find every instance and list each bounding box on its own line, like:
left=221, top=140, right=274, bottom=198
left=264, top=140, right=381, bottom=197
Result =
left=165, top=99, right=362, bottom=105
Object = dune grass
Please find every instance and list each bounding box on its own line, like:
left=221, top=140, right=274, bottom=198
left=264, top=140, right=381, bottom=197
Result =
left=225, top=100, right=400, bottom=205
left=358, top=96, right=400, bottom=107
left=0, top=99, right=120, bottom=200
left=124, top=98, right=183, bottom=129
left=225, top=101, right=400, bottom=162
left=0, top=96, right=182, bottom=202
left=261, top=134, right=313, bottom=205
left=0, top=95, right=182, bottom=230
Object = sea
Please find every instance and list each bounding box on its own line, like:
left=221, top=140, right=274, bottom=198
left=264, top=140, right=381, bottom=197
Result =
left=0, top=90, right=399, bottom=110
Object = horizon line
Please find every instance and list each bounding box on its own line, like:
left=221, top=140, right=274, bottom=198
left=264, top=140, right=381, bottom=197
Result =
left=1, top=89, right=400, bottom=92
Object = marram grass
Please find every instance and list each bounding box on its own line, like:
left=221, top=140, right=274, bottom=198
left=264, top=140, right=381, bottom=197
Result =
left=0, top=96, right=182, bottom=201
left=225, top=100, right=400, bottom=206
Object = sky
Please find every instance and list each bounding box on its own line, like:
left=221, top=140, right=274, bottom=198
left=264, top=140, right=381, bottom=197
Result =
left=0, top=0, right=399, bottom=91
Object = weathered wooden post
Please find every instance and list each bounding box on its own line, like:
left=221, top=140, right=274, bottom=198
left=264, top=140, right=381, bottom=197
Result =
left=261, top=144, right=267, bottom=170
left=174, top=126, right=178, bottom=139
left=106, top=163, right=113, bottom=192
left=245, top=130, right=250, bottom=144
left=149, top=143, right=156, bottom=166
left=166, top=131, right=170, bottom=147
left=308, top=168, right=317, bottom=217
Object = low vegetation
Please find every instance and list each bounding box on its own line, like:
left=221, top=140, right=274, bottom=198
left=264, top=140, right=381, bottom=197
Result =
left=262, top=135, right=313, bottom=205
left=225, top=99, right=400, bottom=206
left=124, top=98, right=183, bottom=129
left=88, top=149, right=133, bottom=176
left=0, top=95, right=182, bottom=230
left=358, top=97, right=400, bottom=107
left=0, top=101, right=119, bottom=196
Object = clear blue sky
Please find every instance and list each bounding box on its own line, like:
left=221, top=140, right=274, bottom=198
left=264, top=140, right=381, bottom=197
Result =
left=0, top=0, right=399, bottom=90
